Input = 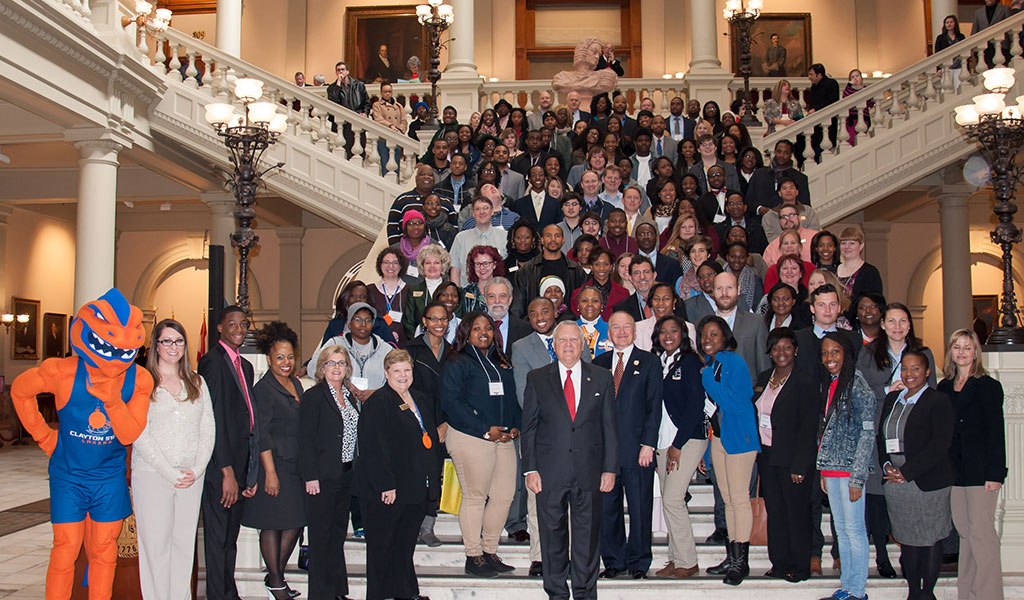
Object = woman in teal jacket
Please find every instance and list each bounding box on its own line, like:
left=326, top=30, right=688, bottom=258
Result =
left=698, top=315, right=759, bottom=586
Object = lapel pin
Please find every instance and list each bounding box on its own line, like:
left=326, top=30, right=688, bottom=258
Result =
left=633, top=360, right=639, bottom=366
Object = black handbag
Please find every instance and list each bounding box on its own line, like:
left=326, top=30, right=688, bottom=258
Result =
left=297, top=528, right=310, bottom=570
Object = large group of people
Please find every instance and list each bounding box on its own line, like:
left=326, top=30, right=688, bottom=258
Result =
left=128, top=57, right=1008, bottom=600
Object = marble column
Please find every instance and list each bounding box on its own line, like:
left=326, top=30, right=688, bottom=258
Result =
left=688, top=0, right=721, bottom=72
left=445, top=0, right=477, bottom=75
left=216, top=0, right=242, bottom=57
left=931, top=0, right=958, bottom=48
left=439, top=0, right=482, bottom=122
left=685, top=0, right=732, bottom=113
left=861, top=221, right=892, bottom=291
left=73, top=140, right=122, bottom=310
left=276, top=227, right=304, bottom=331
left=0, top=203, right=12, bottom=380
left=938, top=191, right=973, bottom=342
left=202, top=192, right=238, bottom=306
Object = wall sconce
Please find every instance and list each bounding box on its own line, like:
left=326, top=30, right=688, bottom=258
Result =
left=122, top=1, right=172, bottom=53
left=2, top=313, right=29, bottom=334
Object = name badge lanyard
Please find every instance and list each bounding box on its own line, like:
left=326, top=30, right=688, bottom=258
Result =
left=407, top=399, right=432, bottom=450
left=473, top=346, right=507, bottom=424
left=884, top=398, right=911, bottom=454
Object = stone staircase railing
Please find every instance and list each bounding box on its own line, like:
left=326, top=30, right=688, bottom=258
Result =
left=141, top=28, right=426, bottom=238
left=760, top=11, right=1024, bottom=226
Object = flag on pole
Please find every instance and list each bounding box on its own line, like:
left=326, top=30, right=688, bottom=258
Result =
left=197, top=312, right=207, bottom=362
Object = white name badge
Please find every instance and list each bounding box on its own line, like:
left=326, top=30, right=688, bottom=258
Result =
left=704, top=398, right=717, bottom=418
left=759, top=413, right=772, bottom=429
left=407, top=265, right=419, bottom=278
left=351, top=377, right=369, bottom=390
left=388, top=310, right=403, bottom=323
left=489, top=382, right=504, bottom=396
left=885, top=438, right=901, bottom=454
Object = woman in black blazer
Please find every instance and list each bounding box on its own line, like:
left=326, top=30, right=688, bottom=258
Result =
left=877, top=350, right=955, bottom=600
left=356, top=349, right=443, bottom=600
left=937, top=329, right=1007, bottom=600
left=650, top=315, right=706, bottom=579
left=753, top=327, right=818, bottom=583
left=242, top=322, right=306, bottom=599
left=405, top=301, right=453, bottom=547
left=298, top=344, right=361, bottom=600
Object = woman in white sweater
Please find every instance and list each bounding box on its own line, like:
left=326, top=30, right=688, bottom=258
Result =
left=132, top=318, right=215, bottom=600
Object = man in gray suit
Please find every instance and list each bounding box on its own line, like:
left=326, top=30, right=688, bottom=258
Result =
left=494, top=143, right=527, bottom=200
left=972, top=0, right=1012, bottom=67
left=711, top=271, right=768, bottom=380
left=523, top=321, right=618, bottom=600
left=683, top=260, right=723, bottom=324
left=649, top=115, right=678, bottom=165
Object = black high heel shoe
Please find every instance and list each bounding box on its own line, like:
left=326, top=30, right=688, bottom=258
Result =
left=264, top=574, right=291, bottom=600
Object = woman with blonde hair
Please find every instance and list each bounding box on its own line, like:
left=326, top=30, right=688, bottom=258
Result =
left=763, top=79, right=804, bottom=134
left=299, top=344, right=361, bottom=600
left=836, top=226, right=883, bottom=300
left=937, top=329, right=1006, bottom=600
left=133, top=318, right=215, bottom=600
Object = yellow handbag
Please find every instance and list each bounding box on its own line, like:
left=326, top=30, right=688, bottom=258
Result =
left=439, top=459, right=462, bottom=515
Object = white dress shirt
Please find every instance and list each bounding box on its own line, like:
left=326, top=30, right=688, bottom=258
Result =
left=657, top=349, right=681, bottom=448
left=635, top=155, right=653, bottom=188
left=669, top=115, right=686, bottom=140
left=558, top=360, right=583, bottom=413
left=613, top=344, right=635, bottom=375
left=717, top=306, right=738, bottom=330
left=531, top=189, right=546, bottom=219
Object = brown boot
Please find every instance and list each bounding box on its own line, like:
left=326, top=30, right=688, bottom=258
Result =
left=654, top=561, right=676, bottom=577
left=671, top=564, right=699, bottom=579
left=810, top=557, right=822, bottom=575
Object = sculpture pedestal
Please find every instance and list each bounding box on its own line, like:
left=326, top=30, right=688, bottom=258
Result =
left=981, top=346, right=1024, bottom=571
left=437, top=74, right=482, bottom=128
left=684, top=72, right=735, bottom=119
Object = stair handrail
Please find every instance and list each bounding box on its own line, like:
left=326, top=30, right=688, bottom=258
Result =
left=155, top=27, right=423, bottom=185
left=760, top=11, right=1024, bottom=157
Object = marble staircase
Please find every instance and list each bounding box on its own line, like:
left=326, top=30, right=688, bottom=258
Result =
left=198, top=482, right=989, bottom=600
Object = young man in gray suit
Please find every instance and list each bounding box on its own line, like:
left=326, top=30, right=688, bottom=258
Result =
left=711, top=271, right=769, bottom=381
left=523, top=322, right=618, bottom=600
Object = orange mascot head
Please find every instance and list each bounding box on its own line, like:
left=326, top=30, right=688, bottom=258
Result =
left=69, top=288, right=146, bottom=378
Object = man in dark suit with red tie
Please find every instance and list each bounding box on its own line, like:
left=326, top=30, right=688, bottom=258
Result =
left=593, top=312, right=662, bottom=579
left=523, top=321, right=619, bottom=600
left=199, top=306, right=260, bottom=600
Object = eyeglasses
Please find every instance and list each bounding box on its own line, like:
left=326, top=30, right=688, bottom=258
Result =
left=350, top=317, right=373, bottom=325
left=780, top=213, right=799, bottom=220
left=157, top=339, right=185, bottom=347
left=325, top=360, right=347, bottom=367
left=424, top=315, right=449, bottom=323
left=474, top=260, right=495, bottom=268
left=381, top=259, right=400, bottom=266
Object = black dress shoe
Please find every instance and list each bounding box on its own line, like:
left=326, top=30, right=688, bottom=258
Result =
left=599, top=567, right=624, bottom=579
left=785, top=571, right=810, bottom=583
left=508, top=530, right=530, bottom=544
left=877, top=561, right=898, bottom=578
left=629, top=569, right=648, bottom=579
left=705, top=527, right=729, bottom=544
left=529, top=561, right=544, bottom=577
left=484, top=553, right=516, bottom=573
left=764, top=569, right=785, bottom=578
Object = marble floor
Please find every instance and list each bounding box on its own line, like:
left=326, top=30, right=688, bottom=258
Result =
left=0, top=444, right=55, bottom=599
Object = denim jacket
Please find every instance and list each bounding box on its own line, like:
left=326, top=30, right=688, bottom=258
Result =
left=816, top=370, right=876, bottom=489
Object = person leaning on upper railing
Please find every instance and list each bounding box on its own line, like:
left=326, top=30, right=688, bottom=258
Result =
left=370, top=81, right=407, bottom=178
left=326, top=61, right=370, bottom=156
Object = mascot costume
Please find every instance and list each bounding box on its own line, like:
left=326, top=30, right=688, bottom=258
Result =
left=11, top=288, right=153, bottom=600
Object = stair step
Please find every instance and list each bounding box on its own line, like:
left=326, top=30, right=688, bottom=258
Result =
left=206, top=566, right=980, bottom=600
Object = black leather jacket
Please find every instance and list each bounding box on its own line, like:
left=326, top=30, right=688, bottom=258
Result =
left=327, top=77, right=370, bottom=115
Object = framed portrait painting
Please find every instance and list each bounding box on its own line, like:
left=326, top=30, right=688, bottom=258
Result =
left=42, top=313, right=67, bottom=359
left=731, top=13, right=812, bottom=78
left=11, top=297, right=40, bottom=360
left=345, top=6, right=429, bottom=84
left=972, top=294, right=999, bottom=343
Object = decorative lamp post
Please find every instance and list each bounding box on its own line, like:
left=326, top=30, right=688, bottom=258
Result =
left=723, top=0, right=763, bottom=127
left=204, top=78, right=287, bottom=320
left=416, top=0, right=454, bottom=124
left=121, top=1, right=172, bottom=54
left=955, top=66, right=1024, bottom=344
